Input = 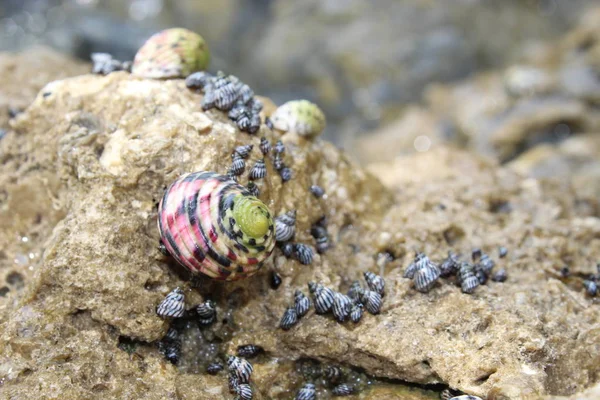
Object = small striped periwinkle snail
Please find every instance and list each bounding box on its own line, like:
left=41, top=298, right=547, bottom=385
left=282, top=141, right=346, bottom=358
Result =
left=158, top=171, right=275, bottom=281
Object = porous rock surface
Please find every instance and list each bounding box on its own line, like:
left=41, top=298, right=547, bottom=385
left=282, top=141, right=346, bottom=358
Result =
left=0, top=70, right=599, bottom=400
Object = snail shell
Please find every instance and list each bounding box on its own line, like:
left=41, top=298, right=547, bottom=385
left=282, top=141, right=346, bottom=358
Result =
left=259, top=137, right=271, bottom=155
left=206, top=362, right=223, bottom=375
left=292, top=243, right=314, bottom=265
left=584, top=280, right=598, bottom=296
left=332, top=292, right=352, bottom=322
left=414, top=264, right=441, bottom=293
left=275, top=210, right=297, bottom=242
left=235, top=383, right=253, bottom=400
left=364, top=271, right=385, bottom=296
left=295, top=383, right=316, bottom=400
left=294, top=289, right=311, bottom=318
left=132, top=28, right=210, bottom=79
left=156, top=287, right=185, bottom=318
left=237, top=344, right=262, bottom=359
left=458, top=262, right=480, bottom=294
left=440, top=251, right=460, bottom=277
left=361, top=289, right=383, bottom=314
left=280, top=306, right=299, bottom=330
left=158, top=171, right=275, bottom=281
left=492, top=268, right=507, bottom=283
left=350, top=303, right=364, bottom=323
left=309, top=282, right=335, bottom=314
left=332, top=383, right=356, bottom=396
left=249, top=159, right=267, bottom=180
left=227, top=356, right=253, bottom=383
left=270, top=100, right=326, bottom=138
left=347, top=280, right=364, bottom=303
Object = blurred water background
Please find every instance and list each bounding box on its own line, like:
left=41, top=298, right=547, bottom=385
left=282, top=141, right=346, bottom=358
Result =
left=0, top=0, right=595, bottom=147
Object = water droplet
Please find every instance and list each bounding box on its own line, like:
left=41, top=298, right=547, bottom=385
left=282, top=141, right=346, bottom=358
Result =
left=413, top=135, right=431, bottom=152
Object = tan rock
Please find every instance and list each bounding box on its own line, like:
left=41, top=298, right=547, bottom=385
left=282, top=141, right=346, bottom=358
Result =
left=1, top=69, right=600, bottom=400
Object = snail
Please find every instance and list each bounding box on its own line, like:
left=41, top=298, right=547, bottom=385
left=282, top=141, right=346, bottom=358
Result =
left=156, top=287, right=185, bottom=318
left=440, top=251, right=460, bottom=277
left=132, top=28, right=210, bottom=79
left=270, top=100, right=326, bottom=139
left=361, top=289, right=383, bottom=314
left=350, top=303, right=364, bottom=323
left=294, top=289, right=311, bottom=318
left=227, top=356, right=253, bottom=383
left=364, top=271, right=385, bottom=296
left=332, top=383, right=356, bottom=396
left=332, top=292, right=352, bottom=322
left=295, top=383, right=316, bottom=400
left=347, top=280, right=364, bottom=303
left=280, top=306, right=298, bottom=330
left=235, top=384, right=253, bottom=400
left=492, top=268, right=508, bottom=282
left=259, top=137, right=271, bottom=155
left=158, top=171, right=275, bottom=281
left=458, top=262, right=480, bottom=294
left=308, top=282, right=335, bottom=314
left=237, top=344, right=262, bottom=359
left=206, top=362, right=223, bottom=375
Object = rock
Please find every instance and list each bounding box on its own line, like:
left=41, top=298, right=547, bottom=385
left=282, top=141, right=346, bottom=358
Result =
left=355, top=7, right=600, bottom=164
left=0, top=71, right=390, bottom=398
left=0, top=47, right=88, bottom=129
left=1, top=63, right=600, bottom=400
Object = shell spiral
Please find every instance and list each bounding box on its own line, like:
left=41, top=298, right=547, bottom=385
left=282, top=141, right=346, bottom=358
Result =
left=158, top=171, right=275, bottom=280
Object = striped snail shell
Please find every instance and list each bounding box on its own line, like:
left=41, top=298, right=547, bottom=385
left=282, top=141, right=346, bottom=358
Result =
left=361, top=289, right=383, bottom=314
left=259, top=137, right=271, bottom=155
left=185, top=71, right=213, bottom=90
left=440, top=251, right=460, bottom=277
left=332, top=292, right=353, bottom=322
left=350, top=302, right=364, bottom=323
left=237, top=344, right=262, bottom=359
left=449, top=396, right=483, bottom=400
left=158, top=171, right=275, bottom=281
left=227, top=356, right=253, bottom=383
left=458, top=262, right=480, bottom=294
left=364, top=271, right=385, bottom=296
left=308, top=282, right=335, bottom=314
left=332, top=383, right=356, bottom=396
left=324, top=365, right=343, bottom=383
left=196, top=299, right=217, bottom=325
left=235, top=383, right=253, bottom=400
left=249, top=159, right=267, bottom=180
left=206, top=362, right=223, bottom=375
left=156, top=287, right=185, bottom=318
left=404, top=252, right=432, bottom=279
left=294, top=290, right=311, bottom=318
left=132, top=28, right=210, bottom=79
left=347, top=280, right=364, bottom=303
left=229, top=153, right=246, bottom=176
left=280, top=306, right=299, bottom=330
left=275, top=210, right=297, bottom=242
left=414, top=263, right=441, bottom=293
left=292, top=243, right=314, bottom=265
left=270, top=100, right=326, bottom=138
left=233, top=144, right=254, bottom=159
left=295, top=383, right=316, bottom=400
left=228, top=375, right=240, bottom=394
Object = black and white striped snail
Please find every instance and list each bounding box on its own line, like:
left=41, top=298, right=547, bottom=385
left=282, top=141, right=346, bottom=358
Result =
left=294, top=290, right=311, bottom=318
left=156, top=287, right=185, bottom=318
left=295, top=383, right=316, bottom=400
left=158, top=171, right=276, bottom=281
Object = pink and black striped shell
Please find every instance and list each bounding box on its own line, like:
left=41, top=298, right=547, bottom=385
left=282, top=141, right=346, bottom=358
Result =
left=158, top=171, right=275, bottom=280
left=132, top=28, right=210, bottom=79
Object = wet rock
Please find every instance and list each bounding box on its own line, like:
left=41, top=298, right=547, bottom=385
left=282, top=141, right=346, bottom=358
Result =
left=1, top=61, right=600, bottom=400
